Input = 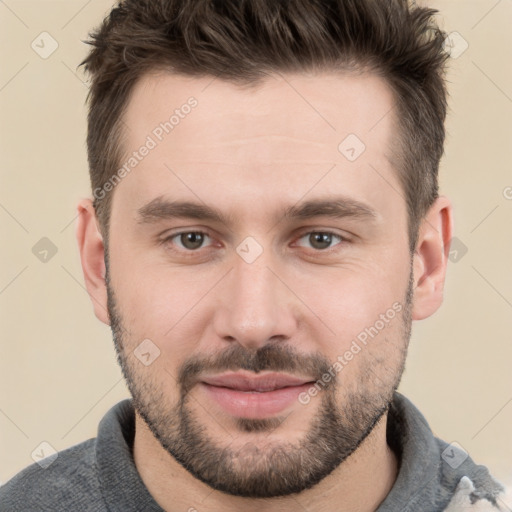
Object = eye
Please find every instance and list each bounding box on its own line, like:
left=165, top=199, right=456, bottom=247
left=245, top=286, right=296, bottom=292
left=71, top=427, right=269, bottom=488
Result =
left=295, top=231, right=345, bottom=251
left=164, top=231, right=213, bottom=251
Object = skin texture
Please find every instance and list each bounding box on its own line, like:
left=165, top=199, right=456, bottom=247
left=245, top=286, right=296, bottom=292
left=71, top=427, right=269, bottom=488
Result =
left=76, top=71, right=453, bottom=512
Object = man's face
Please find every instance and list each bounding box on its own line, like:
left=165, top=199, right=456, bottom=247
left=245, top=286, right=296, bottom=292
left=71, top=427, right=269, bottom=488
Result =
left=105, top=71, right=413, bottom=497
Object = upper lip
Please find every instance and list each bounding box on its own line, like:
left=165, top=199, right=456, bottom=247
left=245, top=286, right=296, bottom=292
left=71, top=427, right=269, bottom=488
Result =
left=201, top=372, right=315, bottom=392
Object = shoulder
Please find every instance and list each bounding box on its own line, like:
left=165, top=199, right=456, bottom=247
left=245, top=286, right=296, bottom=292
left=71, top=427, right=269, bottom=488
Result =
left=0, top=438, right=107, bottom=512
left=385, top=394, right=508, bottom=512
left=443, top=475, right=512, bottom=511
left=435, top=438, right=508, bottom=511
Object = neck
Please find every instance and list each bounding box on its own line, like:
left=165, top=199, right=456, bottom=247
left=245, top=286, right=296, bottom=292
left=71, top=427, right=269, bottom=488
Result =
left=133, top=412, right=398, bottom=512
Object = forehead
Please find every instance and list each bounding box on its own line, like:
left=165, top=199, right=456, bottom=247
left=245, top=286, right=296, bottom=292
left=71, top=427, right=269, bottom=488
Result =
left=123, top=69, right=396, bottom=153
left=114, top=70, right=401, bottom=225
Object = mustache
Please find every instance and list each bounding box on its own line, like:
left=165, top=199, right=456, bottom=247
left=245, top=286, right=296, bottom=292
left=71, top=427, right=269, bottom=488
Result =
left=178, top=343, right=334, bottom=396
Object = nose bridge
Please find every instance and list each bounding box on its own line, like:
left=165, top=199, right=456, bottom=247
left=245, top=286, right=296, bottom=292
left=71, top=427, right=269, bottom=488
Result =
left=213, top=248, right=297, bottom=349
left=234, top=255, right=276, bottom=314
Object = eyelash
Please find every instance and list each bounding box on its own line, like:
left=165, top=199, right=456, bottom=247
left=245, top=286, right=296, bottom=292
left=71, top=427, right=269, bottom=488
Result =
left=160, top=229, right=347, bottom=256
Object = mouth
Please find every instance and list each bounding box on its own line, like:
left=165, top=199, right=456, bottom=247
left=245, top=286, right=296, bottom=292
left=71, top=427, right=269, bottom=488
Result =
left=201, top=371, right=314, bottom=391
left=199, top=371, right=316, bottom=419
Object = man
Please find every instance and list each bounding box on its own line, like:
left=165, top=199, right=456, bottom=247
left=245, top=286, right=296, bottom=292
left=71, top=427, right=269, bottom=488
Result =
left=0, top=0, right=508, bottom=510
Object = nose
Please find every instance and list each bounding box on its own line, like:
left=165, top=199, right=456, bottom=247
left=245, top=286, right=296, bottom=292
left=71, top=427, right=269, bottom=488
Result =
left=212, top=251, right=299, bottom=351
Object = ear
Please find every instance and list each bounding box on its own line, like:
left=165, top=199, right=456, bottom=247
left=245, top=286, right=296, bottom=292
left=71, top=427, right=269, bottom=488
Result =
left=75, top=198, right=110, bottom=325
left=412, top=196, right=454, bottom=320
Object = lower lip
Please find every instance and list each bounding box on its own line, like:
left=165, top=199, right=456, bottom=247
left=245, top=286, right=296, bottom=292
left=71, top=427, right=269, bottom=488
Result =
left=199, top=382, right=313, bottom=419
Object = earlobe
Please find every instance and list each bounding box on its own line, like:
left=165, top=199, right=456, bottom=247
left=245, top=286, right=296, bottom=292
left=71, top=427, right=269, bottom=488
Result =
left=411, top=196, right=453, bottom=321
left=75, top=199, right=110, bottom=325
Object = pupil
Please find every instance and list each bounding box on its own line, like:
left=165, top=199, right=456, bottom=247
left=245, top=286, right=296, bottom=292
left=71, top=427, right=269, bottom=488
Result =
left=311, top=233, right=331, bottom=250
left=182, top=232, right=204, bottom=249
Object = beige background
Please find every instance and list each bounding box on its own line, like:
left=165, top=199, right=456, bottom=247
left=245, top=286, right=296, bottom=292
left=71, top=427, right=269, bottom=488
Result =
left=1, top=0, right=511, bottom=493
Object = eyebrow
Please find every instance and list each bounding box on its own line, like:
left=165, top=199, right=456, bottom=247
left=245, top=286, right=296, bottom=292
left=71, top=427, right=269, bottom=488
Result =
left=136, top=195, right=378, bottom=226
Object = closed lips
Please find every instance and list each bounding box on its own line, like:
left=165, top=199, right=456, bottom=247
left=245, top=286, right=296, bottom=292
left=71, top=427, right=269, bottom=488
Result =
left=201, top=373, right=315, bottom=392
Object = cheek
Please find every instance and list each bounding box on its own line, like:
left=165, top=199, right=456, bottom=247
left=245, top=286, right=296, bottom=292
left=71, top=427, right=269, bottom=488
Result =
left=320, top=296, right=408, bottom=393
left=109, top=253, right=215, bottom=349
left=304, top=259, right=410, bottom=359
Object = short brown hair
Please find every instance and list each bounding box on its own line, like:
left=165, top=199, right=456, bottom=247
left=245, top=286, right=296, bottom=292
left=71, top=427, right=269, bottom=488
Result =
left=81, top=0, right=449, bottom=252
